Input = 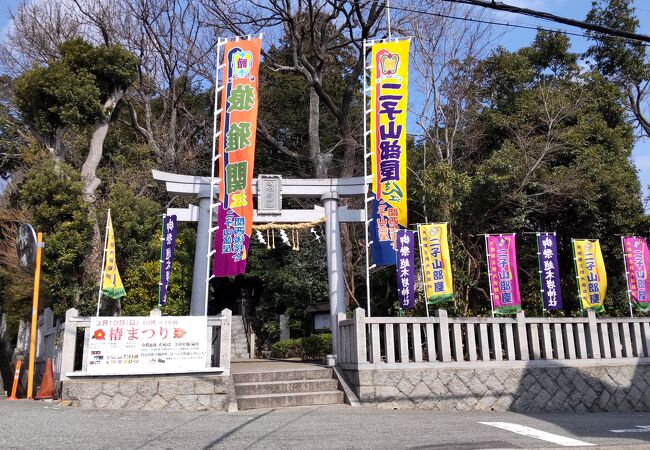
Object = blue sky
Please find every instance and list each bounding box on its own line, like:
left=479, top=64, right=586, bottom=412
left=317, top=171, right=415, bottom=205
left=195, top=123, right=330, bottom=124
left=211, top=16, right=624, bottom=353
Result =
left=1, top=0, right=649, bottom=205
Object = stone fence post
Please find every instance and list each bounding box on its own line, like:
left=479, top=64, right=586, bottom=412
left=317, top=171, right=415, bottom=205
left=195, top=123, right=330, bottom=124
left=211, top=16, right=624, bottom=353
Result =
left=515, top=310, right=529, bottom=361
left=435, top=309, right=451, bottom=362
left=586, top=309, right=601, bottom=359
left=279, top=314, right=290, bottom=341
left=354, top=308, right=367, bottom=364
left=59, top=308, right=79, bottom=382
left=219, top=308, right=232, bottom=375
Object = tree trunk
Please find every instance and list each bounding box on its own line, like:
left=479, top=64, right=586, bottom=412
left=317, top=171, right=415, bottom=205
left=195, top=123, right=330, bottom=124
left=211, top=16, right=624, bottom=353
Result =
left=80, top=90, right=123, bottom=292
left=336, top=120, right=360, bottom=307
left=308, top=86, right=331, bottom=178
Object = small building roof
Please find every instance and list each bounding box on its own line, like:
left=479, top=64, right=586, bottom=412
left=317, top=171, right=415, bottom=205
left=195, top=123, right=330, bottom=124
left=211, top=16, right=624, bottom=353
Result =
left=304, top=302, right=330, bottom=314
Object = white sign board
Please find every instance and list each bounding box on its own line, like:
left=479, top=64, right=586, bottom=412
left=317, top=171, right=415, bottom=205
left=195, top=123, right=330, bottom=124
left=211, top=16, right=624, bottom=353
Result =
left=314, top=313, right=331, bottom=330
left=88, top=315, right=208, bottom=375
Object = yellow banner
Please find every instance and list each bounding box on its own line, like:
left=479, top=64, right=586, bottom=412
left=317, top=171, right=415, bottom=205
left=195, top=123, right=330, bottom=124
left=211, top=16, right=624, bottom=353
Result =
left=102, top=212, right=126, bottom=299
left=369, top=39, right=409, bottom=265
left=573, top=239, right=606, bottom=312
left=418, top=223, right=454, bottom=303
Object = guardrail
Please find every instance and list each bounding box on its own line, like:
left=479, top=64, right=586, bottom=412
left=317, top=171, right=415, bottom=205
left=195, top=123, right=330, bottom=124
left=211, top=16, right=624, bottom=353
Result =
left=336, top=308, right=650, bottom=369
left=59, top=308, right=232, bottom=381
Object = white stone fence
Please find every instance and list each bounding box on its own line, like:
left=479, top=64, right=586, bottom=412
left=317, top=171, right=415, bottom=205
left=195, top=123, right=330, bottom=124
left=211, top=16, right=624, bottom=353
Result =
left=336, top=308, right=650, bottom=369
left=59, top=308, right=233, bottom=381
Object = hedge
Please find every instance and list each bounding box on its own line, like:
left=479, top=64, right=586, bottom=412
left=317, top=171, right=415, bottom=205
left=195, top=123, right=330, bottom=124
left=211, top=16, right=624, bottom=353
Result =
left=270, top=333, right=332, bottom=360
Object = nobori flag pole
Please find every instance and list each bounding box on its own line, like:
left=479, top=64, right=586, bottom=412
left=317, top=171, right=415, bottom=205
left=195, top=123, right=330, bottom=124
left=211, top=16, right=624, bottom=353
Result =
left=571, top=238, right=584, bottom=317
left=158, top=213, right=165, bottom=308
left=205, top=33, right=263, bottom=316
left=95, top=209, right=110, bottom=317
left=386, top=0, right=393, bottom=39
left=26, top=232, right=43, bottom=399
left=415, top=225, right=430, bottom=318
left=362, top=37, right=373, bottom=318
left=534, top=232, right=557, bottom=318
left=621, top=235, right=634, bottom=318
left=483, top=234, right=495, bottom=318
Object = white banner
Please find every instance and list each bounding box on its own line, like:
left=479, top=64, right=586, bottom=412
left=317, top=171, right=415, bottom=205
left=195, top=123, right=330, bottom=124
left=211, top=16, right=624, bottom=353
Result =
left=88, top=315, right=208, bottom=375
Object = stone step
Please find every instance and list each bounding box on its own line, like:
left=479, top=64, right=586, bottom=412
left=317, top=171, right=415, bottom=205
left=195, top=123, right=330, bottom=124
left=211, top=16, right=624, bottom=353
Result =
left=237, top=391, right=344, bottom=410
left=233, top=368, right=333, bottom=384
left=235, top=379, right=339, bottom=396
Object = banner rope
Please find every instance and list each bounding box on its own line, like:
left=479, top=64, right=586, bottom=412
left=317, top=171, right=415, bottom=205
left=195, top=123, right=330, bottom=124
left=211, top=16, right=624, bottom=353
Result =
left=252, top=218, right=325, bottom=231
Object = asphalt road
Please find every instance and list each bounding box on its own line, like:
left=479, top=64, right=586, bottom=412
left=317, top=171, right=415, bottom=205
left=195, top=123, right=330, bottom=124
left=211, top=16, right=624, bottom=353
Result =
left=2, top=400, right=650, bottom=449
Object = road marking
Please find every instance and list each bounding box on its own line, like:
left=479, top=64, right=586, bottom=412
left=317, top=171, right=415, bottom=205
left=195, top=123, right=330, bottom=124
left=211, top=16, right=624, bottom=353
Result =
left=479, top=422, right=595, bottom=447
left=610, top=425, right=650, bottom=433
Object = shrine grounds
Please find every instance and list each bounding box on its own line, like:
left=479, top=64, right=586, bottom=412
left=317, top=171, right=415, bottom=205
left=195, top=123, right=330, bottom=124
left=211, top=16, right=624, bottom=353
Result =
left=3, top=400, right=650, bottom=449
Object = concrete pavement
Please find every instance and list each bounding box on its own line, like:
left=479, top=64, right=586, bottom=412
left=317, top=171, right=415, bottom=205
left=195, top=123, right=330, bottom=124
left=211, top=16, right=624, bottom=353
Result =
left=2, top=400, right=650, bottom=449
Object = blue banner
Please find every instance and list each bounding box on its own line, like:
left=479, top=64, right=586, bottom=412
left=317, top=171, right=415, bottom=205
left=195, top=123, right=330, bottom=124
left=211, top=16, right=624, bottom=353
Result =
left=537, top=233, right=563, bottom=310
left=397, top=230, right=415, bottom=309
left=159, top=214, right=177, bottom=306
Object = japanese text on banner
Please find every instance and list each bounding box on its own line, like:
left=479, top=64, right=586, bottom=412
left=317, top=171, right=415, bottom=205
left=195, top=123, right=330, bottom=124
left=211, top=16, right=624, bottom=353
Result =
left=88, top=316, right=208, bottom=375
left=418, top=223, right=453, bottom=304
left=369, top=39, right=409, bottom=266
left=623, top=237, right=650, bottom=312
left=159, top=214, right=177, bottom=306
left=396, top=230, right=415, bottom=309
left=102, top=212, right=125, bottom=299
left=573, top=239, right=607, bottom=312
left=486, top=234, right=522, bottom=315
left=214, top=38, right=261, bottom=277
left=537, top=233, right=563, bottom=310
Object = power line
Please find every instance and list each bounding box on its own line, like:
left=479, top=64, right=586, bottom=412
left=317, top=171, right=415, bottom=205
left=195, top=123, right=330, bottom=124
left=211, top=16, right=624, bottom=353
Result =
left=388, top=2, right=650, bottom=47
left=443, top=0, right=650, bottom=44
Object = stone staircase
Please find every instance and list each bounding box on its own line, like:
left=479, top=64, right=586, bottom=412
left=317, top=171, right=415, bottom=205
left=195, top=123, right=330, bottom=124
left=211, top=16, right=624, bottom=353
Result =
left=233, top=367, right=345, bottom=410
left=231, top=315, right=250, bottom=360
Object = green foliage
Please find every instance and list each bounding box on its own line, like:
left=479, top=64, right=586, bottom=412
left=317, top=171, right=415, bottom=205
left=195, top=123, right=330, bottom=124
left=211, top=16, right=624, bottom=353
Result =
left=121, top=227, right=194, bottom=316
left=302, top=333, right=331, bottom=360
left=407, top=29, right=648, bottom=317
left=14, top=63, right=103, bottom=134
left=2, top=15, right=649, bottom=337
left=0, top=76, right=27, bottom=179
left=59, top=39, right=139, bottom=97
left=270, top=338, right=303, bottom=359
left=586, top=0, right=648, bottom=83
left=13, top=38, right=138, bottom=136
left=270, top=334, right=331, bottom=360
left=18, top=159, right=93, bottom=315
left=244, top=236, right=329, bottom=348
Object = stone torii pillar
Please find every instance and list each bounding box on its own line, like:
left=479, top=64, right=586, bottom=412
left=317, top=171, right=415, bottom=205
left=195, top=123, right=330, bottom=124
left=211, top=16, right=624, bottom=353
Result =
left=152, top=170, right=365, bottom=357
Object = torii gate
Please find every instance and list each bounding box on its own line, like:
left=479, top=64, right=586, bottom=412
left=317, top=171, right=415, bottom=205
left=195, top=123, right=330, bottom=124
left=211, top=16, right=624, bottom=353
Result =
left=152, top=169, right=366, bottom=354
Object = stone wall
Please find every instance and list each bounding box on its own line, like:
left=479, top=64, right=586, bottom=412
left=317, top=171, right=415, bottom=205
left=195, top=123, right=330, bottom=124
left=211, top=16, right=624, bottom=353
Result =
left=61, top=374, right=235, bottom=411
left=342, top=361, right=650, bottom=412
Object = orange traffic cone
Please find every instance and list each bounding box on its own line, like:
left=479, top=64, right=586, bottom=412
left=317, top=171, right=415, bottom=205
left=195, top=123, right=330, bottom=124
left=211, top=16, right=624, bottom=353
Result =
left=7, top=360, right=22, bottom=400
left=35, top=358, right=54, bottom=400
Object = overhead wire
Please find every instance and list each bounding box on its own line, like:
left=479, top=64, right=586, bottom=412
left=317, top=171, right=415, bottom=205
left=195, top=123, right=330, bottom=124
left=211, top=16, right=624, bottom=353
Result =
left=387, top=1, right=650, bottom=47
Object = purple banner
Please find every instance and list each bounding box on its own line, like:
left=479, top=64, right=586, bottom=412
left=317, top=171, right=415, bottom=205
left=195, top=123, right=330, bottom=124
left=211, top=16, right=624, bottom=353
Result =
left=623, top=237, right=650, bottom=312
left=486, top=234, right=522, bottom=314
left=397, top=230, right=415, bottom=309
left=537, top=233, right=563, bottom=310
left=213, top=206, right=250, bottom=277
left=159, top=214, right=177, bottom=306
